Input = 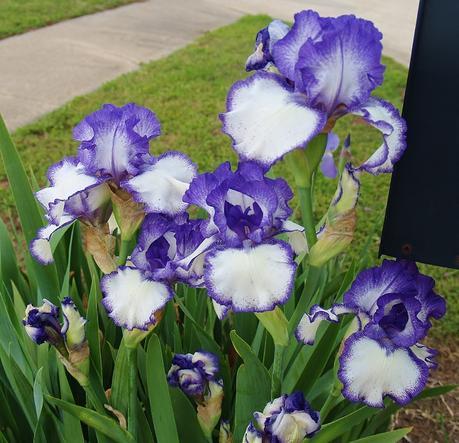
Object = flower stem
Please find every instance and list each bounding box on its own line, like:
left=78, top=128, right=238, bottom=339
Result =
left=320, top=356, right=343, bottom=422
left=319, top=387, right=342, bottom=422
left=271, top=344, right=286, bottom=398
left=118, top=238, right=131, bottom=266
left=127, top=347, right=138, bottom=440
left=297, top=186, right=317, bottom=248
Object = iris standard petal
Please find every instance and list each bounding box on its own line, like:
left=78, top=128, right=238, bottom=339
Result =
left=204, top=240, right=296, bottom=312
left=413, top=272, right=446, bottom=329
left=370, top=293, right=425, bottom=347
left=343, top=259, right=417, bottom=314
left=131, top=213, right=172, bottom=273
left=74, top=103, right=160, bottom=181
left=296, top=15, right=384, bottom=114
left=220, top=72, right=326, bottom=167
left=272, top=10, right=324, bottom=81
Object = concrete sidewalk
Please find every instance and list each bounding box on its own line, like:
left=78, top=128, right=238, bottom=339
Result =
left=0, top=0, right=419, bottom=131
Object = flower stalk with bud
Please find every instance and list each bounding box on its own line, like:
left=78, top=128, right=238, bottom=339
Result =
left=168, top=351, right=224, bottom=441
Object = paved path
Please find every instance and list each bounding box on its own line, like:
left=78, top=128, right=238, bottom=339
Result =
left=0, top=0, right=419, bottom=131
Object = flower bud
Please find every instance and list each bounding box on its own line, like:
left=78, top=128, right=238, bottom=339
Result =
left=23, top=300, right=65, bottom=352
left=23, top=298, right=90, bottom=386
left=309, top=165, right=359, bottom=267
left=167, top=351, right=219, bottom=397
left=244, top=392, right=320, bottom=443
left=168, top=351, right=223, bottom=438
left=61, top=297, right=87, bottom=350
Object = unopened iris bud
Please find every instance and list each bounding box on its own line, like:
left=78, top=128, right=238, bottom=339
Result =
left=244, top=392, right=320, bottom=443
left=168, top=351, right=223, bottom=439
left=167, top=351, right=219, bottom=397
left=61, top=297, right=87, bottom=350
left=23, top=298, right=90, bottom=386
left=309, top=165, right=360, bottom=267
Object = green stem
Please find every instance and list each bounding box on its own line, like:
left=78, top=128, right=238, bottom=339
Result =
left=320, top=355, right=343, bottom=422
left=271, top=345, right=286, bottom=398
left=127, top=347, right=138, bottom=440
left=297, top=186, right=317, bottom=248
left=118, top=238, right=131, bottom=266
left=203, top=431, right=213, bottom=443
left=319, top=390, right=340, bottom=422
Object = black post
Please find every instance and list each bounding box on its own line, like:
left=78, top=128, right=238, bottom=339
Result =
left=380, top=0, right=459, bottom=269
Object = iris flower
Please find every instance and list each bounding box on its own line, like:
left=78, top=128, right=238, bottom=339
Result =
left=243, top=392, right=320, bottom=442
left=100, top=211, right=215, bottom=329
left=131, top=212, right=210, bottom=287
left=183, top=161, right=306, bottom=313
left=221, top=10, right=407, bottom=174
left=295, top=260, right=446, bottom=407
left=31, top=103, right=196, bottom=265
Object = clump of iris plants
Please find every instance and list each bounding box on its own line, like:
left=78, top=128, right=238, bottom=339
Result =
left=0, top=8, right=449, bottom=443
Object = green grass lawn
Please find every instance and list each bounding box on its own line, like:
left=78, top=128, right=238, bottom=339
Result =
left=2, top=15, right=457, bottom=333
left=0, top=0, right=140, bottom=39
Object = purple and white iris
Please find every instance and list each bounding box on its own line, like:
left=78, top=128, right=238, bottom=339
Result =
left=243, top=392, right=320, bottom=443
left=131, top=213, right=209, bottom=286
left=167, top=351, right=221, bottom=397
left=31, top=103, right=196, bottom=265
left=295, top=259, right=446, bottom=407
left=30, top=157, right=112, bottom=265
left=99, top=211, right=214, bottom=329
left=168, top=351, right=224, bottom=438
left=23, top=297, right=87, bottom=353
left=221, top=10, right=407, bottom=174
left=183, top=161, right=305, bottom=313
left=23, top=299, right=63, bottom=347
